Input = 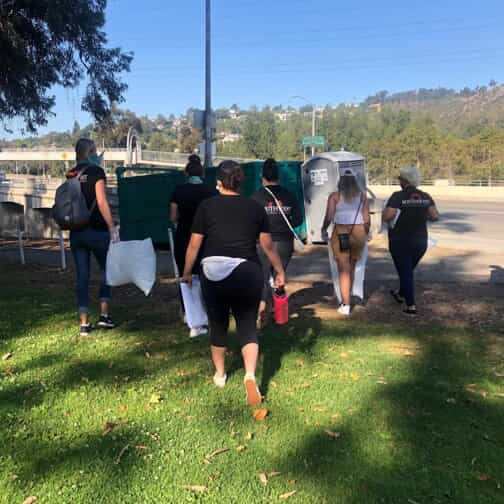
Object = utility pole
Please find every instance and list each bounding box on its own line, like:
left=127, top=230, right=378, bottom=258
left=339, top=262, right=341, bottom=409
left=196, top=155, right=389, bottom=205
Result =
left=310, top=105, right=316, bottom=158
left=204, top=0, right=212, bottom=170
left=290, top=95, right=316, bottom=158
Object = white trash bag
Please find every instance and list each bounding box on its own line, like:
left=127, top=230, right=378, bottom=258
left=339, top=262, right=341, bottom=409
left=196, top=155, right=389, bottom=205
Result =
left=106, top=238, right=156, bottom=296
left=179, top=276, right=208, bottom=329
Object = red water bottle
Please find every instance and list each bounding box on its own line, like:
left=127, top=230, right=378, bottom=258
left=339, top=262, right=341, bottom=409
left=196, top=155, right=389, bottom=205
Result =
left=273, top=287, right=289, bottom=325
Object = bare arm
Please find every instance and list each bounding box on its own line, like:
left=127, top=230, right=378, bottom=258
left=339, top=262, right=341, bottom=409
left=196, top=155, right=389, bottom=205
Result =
left=182, top=233, right=204, bottom=283
left=259, top=232, right=285, bottom=288
left=427, top=204, right=439, bottom=221
left=170, top=202, right=178, bottom=226
left=95, top=179, right=114, bottom=230
left=362, top=196, right=371, bottom=234
left=322, top=192, right=338, bottom=231
left=382, top=206, right=398, bottom=223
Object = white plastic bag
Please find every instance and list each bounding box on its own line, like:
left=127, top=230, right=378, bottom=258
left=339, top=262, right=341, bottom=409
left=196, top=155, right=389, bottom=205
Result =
left=179, top=276, right=208, bottom=329
left=106, top=238, right=156, bottom=295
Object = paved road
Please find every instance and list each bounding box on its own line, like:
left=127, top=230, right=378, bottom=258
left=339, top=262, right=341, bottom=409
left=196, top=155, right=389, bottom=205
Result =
left=429, top=198, right=504, bottom=252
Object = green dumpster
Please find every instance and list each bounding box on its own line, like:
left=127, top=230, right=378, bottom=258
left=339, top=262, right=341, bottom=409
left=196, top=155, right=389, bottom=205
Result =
left=116, top=166, right=185, bottom=244
left=116, top=161, right=307, bottom=245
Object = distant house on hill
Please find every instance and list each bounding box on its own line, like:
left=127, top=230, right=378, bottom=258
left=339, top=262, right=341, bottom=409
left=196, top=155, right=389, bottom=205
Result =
left=221, top=133, right=241, bottom=143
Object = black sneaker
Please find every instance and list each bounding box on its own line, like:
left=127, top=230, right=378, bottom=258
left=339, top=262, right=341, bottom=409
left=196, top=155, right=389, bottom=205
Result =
left=80, top=324, right=92, bottom=337
left=403, top=307, right=417, bottom=316
left=97, top=315, right=116, bottom=329
left=390, top=290, right=405, bottom=304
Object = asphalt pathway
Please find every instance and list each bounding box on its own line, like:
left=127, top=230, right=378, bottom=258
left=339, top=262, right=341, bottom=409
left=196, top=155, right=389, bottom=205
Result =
left=425, top=198, right=503, bottom=253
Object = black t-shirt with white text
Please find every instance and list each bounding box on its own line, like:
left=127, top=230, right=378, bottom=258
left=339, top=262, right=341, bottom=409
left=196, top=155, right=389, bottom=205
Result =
left=191, top=195, right=270, bottom=263
left=387, top=186, right=435, bottom=240
left=251, top=185, right=303, bottom=242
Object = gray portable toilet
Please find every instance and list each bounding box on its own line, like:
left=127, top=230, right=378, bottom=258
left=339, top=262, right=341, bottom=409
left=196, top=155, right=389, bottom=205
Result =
left=302, top=150, right=367, bottom=243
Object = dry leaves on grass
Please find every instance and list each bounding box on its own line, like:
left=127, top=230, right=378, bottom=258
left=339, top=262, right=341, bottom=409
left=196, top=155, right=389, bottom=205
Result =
left=2, top=352, right=13, bottom=361
left=236, top=445, right=247, bottom=452
left=258, top=471, right=283, bottom=485
left=244, top=432, right=254, bottom=441
left=181, top=485, right=208, bottom=493
left=22, top=497, right=37, bottom=504
left=4, top=366, right=14, bottom=377
left=477, top=473, right=491, bottom=481
left=253, top=409, right=269, bottom=421
left=258, top=472, right=268, bottom=485
left=279, top=490, right=297, bottom=499
left=115, top=444, right=129, bottom=465
left=204, top=448, right=230, bottom=464
left=324, top=429, right=341, bottom=440
left=149, top=393, right=163, bottom=404
left=102, top=421, right=118, bottom=436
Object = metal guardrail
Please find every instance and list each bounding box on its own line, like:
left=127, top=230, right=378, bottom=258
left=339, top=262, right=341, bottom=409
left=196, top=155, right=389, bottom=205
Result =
left=370, top=179, right=504, bottom=187
left=0, top=147, right=126, bottom=152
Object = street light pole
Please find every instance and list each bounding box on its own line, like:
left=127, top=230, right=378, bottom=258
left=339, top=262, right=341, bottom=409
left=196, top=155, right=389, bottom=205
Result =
left=290, top=95, right=316, bottom=158
left=204, top=0, right=212, bottom=170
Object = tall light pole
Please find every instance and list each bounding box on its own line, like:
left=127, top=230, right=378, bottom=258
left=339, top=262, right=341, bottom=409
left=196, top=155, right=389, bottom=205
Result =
left=204, top=0, right=212, bottom=170
left=290, top=95, right=316, bottom=157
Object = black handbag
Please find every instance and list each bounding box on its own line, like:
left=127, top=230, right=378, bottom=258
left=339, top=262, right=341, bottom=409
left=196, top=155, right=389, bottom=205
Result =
left=337, top=194, right=363, bottom=253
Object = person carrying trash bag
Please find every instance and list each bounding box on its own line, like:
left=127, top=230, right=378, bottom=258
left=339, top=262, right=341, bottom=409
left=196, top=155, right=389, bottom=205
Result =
left=382, top=166, right=439, bottom=315
left=182, top=161, right=286, bottom=407
left=58, top=138, right=119, bottom=337
left=252, top=158, right=303, bottom=327
left=170, top=155, right=217, bottom=337
left=321, top=168, right=370, bottom=316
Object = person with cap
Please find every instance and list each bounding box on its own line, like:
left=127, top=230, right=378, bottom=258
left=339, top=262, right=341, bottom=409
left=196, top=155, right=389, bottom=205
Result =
left=321, top=168, right=370, bottom=315
left=252, top=158, right=303, bottom=325
left=382, top=166, right=439, bottom=315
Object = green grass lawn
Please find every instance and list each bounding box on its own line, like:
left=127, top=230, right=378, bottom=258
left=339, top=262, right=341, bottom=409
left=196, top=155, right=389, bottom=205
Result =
left=0, top=266, right=503, bottom=503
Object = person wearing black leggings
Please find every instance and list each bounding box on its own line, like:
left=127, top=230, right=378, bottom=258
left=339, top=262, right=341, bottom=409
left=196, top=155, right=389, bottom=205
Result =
left=182, top=161, right=285, bottom=406
left=252, top=158, right=303, bottom=325
left=383, top=167, right=439, bottom=315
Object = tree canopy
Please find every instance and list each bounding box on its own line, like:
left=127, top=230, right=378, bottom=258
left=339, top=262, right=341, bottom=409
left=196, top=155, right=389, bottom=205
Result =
left=0, top=0, right=132, bottom=132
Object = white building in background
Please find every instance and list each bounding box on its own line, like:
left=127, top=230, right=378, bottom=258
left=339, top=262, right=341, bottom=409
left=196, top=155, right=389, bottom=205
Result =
left=275, top=111, right=293, bottom=122
left=221, top=133, right=241, bottom=143
left=229, top=107, right=240, bottom=120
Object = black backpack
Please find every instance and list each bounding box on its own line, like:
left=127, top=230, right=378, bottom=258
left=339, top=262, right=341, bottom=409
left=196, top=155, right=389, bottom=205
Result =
left=52, top=167, right=96, bottom=230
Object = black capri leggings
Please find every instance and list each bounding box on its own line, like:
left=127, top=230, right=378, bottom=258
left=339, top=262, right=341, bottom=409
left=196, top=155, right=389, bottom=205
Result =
left=200, top=261, right=263, bottom=348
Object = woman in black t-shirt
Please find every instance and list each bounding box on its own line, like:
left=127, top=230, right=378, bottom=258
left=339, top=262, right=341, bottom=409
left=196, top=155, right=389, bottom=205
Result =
left=383, top=166, right=439, bottom=315
left=182, top=161, right=285, bottom=407
left=252, top=158, right=303, bottom=325
left=170, top=158, right=217, bottom=338
left=170, top=157, right=217, bottom=275
left=68, top=138, right=118, bottom=336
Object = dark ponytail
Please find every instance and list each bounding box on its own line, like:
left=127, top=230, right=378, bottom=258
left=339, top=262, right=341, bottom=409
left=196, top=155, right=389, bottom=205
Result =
left=217, top=160, right=243, bottom=193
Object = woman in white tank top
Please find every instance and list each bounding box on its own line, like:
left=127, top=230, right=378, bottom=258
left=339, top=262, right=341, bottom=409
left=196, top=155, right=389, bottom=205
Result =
left=321, top=168, right=370, bottom=315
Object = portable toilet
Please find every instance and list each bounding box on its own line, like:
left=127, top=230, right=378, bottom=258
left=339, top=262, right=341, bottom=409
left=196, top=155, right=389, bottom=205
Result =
left=302, top=150, right=367, bottom=243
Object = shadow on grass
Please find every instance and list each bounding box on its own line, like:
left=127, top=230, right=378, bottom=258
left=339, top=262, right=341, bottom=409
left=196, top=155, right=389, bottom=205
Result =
left=269, top=327, right=504, bottom=503
left=259, top=289, right=323, bottom=397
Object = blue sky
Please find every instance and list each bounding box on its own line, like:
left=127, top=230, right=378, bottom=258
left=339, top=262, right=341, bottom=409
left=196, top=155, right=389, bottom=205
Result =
left=4, top=0, right=504, bottom=137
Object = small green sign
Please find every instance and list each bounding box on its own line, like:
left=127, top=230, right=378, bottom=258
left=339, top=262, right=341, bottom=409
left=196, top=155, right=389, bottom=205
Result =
left=302, top=135, right=325, bottom=147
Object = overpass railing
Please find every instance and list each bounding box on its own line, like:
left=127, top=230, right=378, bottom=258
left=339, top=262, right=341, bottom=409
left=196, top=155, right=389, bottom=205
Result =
left=369, top=179, right=504, bottom=187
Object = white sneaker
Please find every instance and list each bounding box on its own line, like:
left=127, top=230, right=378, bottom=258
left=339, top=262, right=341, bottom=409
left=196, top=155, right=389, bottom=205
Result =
left=189, top=326, right=208, bottom=338
left=213, top=372, right=227, bottom=388
left=337, top=304, right=351, bottom=316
